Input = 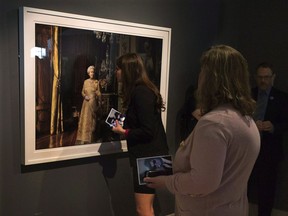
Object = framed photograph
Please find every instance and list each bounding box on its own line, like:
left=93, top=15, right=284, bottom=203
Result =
left=136, top=155, right=173, bottom=185
left=19, top=7, right=171, bottom=165
left=105, top=108, right=125, bottom=127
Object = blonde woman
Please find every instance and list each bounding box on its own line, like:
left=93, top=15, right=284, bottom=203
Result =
left=76, top=65, right=101, bottom=144
left=145, top=45, right=260, bottom=216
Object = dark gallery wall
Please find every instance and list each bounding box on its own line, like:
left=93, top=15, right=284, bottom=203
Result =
left=217, top=1, right=288, bottom=212
left=1, top=0, right=288, bottom=215
left=0, top=0, right=220, bottom=215
left=218, top=0, right=288, bottom=93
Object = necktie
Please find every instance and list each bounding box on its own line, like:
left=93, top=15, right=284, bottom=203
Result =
left=254, top=91, right=268, bottom=120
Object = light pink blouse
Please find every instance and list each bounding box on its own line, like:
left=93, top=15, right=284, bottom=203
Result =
left=165, top=105, right=260, bottom=216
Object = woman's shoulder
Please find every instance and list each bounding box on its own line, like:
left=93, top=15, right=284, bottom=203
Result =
left=134, top=84, right=149, bottom=90
left=132, top=85, right=155, bottom=102
left=200, top=105, right=234, bottom=121
left=84, top=79, right=99, bottom=83
left=133, top=85, right=153, bottom=94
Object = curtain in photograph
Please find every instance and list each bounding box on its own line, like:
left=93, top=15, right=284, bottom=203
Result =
left=35, top=25, right=53, bottom=134
left=50, top=26, right=64, bottom=135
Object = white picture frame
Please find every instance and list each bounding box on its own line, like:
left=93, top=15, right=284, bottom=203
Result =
left=19, top=7, right=171, bottom=165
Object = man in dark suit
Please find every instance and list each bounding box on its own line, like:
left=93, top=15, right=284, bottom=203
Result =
left=250, top=62, right=288, bottom=216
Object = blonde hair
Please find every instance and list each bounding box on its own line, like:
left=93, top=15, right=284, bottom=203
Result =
left=197, top=45, right=255, bottom=116
left=87, top=65, right=95, bottom=74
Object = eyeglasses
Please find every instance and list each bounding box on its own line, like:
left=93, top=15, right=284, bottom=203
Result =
left=256, top=75, right=273, bottom=80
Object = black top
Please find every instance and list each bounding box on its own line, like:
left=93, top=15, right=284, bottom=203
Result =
left=124, top=85, right=169, bottom=166
left=251, top=86, right=288, bottom=160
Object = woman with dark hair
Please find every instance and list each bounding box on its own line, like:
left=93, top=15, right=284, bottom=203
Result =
left=112, top=53, right=169, bottom=216
left=144, top=45, right=260, bottom=216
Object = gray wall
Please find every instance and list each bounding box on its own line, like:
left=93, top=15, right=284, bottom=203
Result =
left=217, top=0, right=288, bottom=93
left=0, top=0, right=219, bottom=215
left=1, top=0, right=288, bottom=215
left=218, top=0, right=288, bottom=211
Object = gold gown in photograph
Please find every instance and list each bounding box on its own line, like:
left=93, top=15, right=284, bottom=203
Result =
left=76, top=79, right=101, bottom=144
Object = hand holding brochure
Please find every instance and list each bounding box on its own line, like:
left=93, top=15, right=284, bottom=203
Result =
left=136, top=155, right=173, bottom=185
left=105, top=108, right=125, bottom=127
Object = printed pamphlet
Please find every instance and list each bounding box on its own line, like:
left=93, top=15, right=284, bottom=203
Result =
left=136, top=155, right=173, bottom=185
left=105, top=108, right=125, bottom=127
